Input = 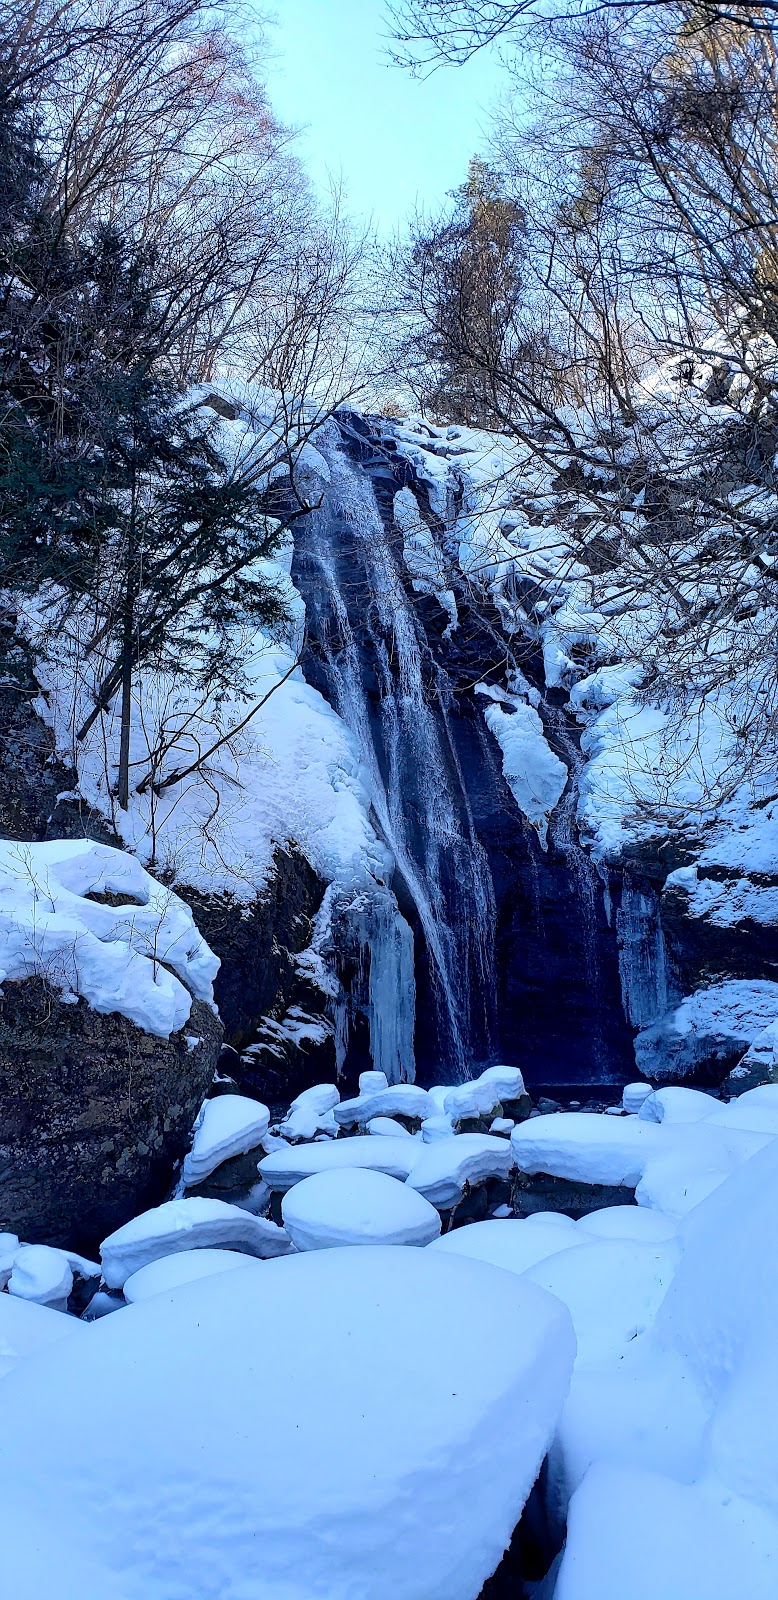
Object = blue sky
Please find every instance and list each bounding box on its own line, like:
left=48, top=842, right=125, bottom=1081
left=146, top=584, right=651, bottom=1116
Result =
left=264, top=1, right=504, bottom=234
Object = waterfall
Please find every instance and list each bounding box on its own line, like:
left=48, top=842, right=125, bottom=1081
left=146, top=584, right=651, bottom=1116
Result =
left=295, top=426, right=498, bottom=1084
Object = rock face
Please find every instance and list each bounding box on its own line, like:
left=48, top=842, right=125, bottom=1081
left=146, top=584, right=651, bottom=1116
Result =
left=292, top=418, right=635, bottom=1091
left=180, top=848, right=337, bottom=1106
left=0, top=977, right=222, bottom=1252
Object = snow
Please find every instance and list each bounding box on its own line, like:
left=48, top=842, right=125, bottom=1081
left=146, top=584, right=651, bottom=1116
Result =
left=182, top=1094, right=270, bottom=1186
left=406, top=1134, right=514, bottom=1210
left=554, top=1462, right=778, bottom=1600
left=511, top=1113, right=662, bottom=1187
left=277, top=1083, right=339, bottom=1141
left=622, top=1082, right=654, bottom=1113
left=0, top=1292, right=85, bottom=1380
left=638, top=1086, right=719, bottom=1123
left=430, top=1217, right=582, bottom=1275
left=525, top=1239, right=678, bottom=1366
left=482, top=698, right=567, bottom=849
left=368, top=1115, right=415, bottom=1137
left=123, top=1248, right=259, bottom=1302
left=100, top=1197, right=292, bottom=1288
left=281, top=1168, right=441, bottom=1250
left=575, top=1205, right=678, bottom=1243
left=443, top=1064, right=526, bottom=1122
left=635, top=980, right=778, bottom=1080
left=0, top=1245, right=576, bottom=1600
left=635, top=1122, right=772, bottom=1218
left=334, top=1081, right=431, bottom=1129
left=7, top=1244, right=73, bottom=1310
left=258, top=1133, right=421, bottom=1193
left=0, top=838, right=217, bottom=1038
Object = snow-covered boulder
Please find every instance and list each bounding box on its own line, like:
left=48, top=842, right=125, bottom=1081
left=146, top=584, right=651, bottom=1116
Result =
left=334, top=1082, right=432, bottom=1129
left=100, top=1197, right=291, bottom=1288
left=0, top=1246, right=576, bottom=1600
left=576, top=1205, right=678, bottom=1244
left=123, top=1247, right=260, bottom=1303
left=7, top=1243, right=73, bottom=1311
left=444, top=1065, right=528, bottom=1123
left=0, top=837, right=218, bottom=1037
left=430, top=1217, right=581, bottom=1275
left=281, top=1169, right=441, bottom=1250
left=367, top=1115, right=415, bottom=1137
left=277, top=1083, right=339, bottom=1142
left=258, top=1134, right=420, bottom=1194
left=634, top=980, right=778, bottom=1084
left=622, top=1082, right=653, bottom=1114
left=638, top=1086, right=719, bottom=1123
left=182, top=1094, right=270, bottom=1187
left=525, top=1239, right=679, bottom=1367
left=511, top=1113, right=662, bottom=1187
left=406, top=1134, right=514, bottom=1210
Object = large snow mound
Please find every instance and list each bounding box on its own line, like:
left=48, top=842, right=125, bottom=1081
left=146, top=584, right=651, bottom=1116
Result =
left=0, top=837, right=217, bottom=1037
left=123, top=1247, right=260, bottom=1303
left=0, top=1246, right=576, bottom=1600
left=101, top=1197, right=291, bottom=1288
left=281, top=1168, right=441, bottom=1250
left=182, top=1094, right=270, bottom=1186
left=0, top=1291, right=85, bottom=1380
left=430, top=1217, right=581, bottom=1275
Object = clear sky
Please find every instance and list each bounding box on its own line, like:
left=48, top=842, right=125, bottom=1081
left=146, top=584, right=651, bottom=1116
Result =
left=264, top=1, right=504, bottom=234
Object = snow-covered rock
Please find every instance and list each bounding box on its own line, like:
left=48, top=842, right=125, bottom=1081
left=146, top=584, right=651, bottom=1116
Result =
left=281, top=1169, right=441, bottom=1250
left=258, top=1134, right=420, bottom=1193
left=575, top=1205, right=678, bottom=1243
left=511, top=1113, right=662, bottom=1187
left=277, top=1083, right=339, bottom=1142
left=367, top=1115, right=415, bottom=1137
left=634, top=980, right=778, bottom=1083
left=430, top=1217, right=581, bottom=1275
left=0, top=837, right=218, bottom=1038
left=638, top=1086, right=719, bottom=1124
left=406, top=1134, right=514, bottom=1210
left=0, top=1246, right=576, bottom=1600
left=443, top=1065, right=527, bottom=1122
left=7, top=1244, right=73, bottom=1310
left=636, top=1123, right=772, bottom=1219
left=123, top=1247, right=260, bottom=1303
left=525, top=1239, right=678, bottom=1367
left=621, top=1082, right=654, bottom=1114
left=334, top=1082, right=431, bottom=1129
left=100, top=1197, right=291, bottom=1288
left=182, top=1094, right=270, bottom=1186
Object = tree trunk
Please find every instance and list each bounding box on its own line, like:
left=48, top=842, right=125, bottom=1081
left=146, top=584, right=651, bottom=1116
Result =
left=116, top=468, right=136, bottom=811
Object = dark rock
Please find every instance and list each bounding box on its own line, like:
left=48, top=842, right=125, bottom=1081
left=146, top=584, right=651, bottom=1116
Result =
left=0, top=977, right=221, bottom=1253
left=512, top=1168, right=636, bottom=1220
left=503, top=1093, right=533, bottom=1123
left=183, top=1144, right=268, bottom=1208
left=537, top=1097, right=561, bottom=1115
left=178, top=849, right=337, bottom=1104
left=634, top=1007, right=757, bottom=1087
left=215, top=1044, right=242, bottom=1077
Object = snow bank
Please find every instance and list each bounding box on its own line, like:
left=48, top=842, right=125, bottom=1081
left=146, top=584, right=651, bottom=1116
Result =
left=0, top=1246, right=576, bottom=1600
left=555, top=1462, right=778, bottom=1600
left=100, top=1197, right=291, bottom=1288
left=182, top=1094, right=270, bottom=1187
left=123, top=1248, right=260, bottom=1303
left=0, top=1292, right=85, bottom=1380
left=258, top=1134, right=420, bottom=1194
left=406, top=1134, right=514, bottom=1210
left=281, top=1169, right=441, bottom=1250
left=0, top=838, right=217, bottom=1037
